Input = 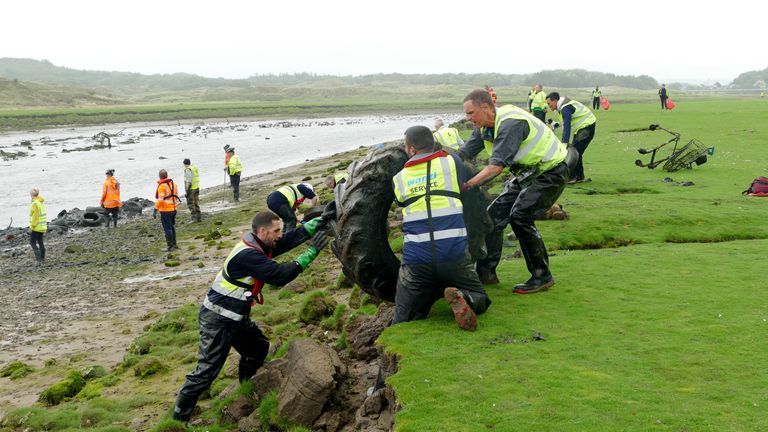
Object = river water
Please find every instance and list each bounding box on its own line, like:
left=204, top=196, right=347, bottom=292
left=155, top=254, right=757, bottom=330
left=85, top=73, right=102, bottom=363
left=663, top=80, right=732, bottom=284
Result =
left=0, top=113, right=463, bottom=226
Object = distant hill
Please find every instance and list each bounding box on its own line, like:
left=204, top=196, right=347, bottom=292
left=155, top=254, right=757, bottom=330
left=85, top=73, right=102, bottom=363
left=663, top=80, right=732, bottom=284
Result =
left=0, top=77, right=122, bottom=107
left=0, top=58, right=250, bottom=91
left=0, top=58, right=665, bottom=93
left=730, top=68, right=768, bottom=88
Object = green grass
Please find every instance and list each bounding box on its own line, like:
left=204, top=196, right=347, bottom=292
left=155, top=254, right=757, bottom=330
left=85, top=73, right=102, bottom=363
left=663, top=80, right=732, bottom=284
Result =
left=378, top=99, right=768, bottom=431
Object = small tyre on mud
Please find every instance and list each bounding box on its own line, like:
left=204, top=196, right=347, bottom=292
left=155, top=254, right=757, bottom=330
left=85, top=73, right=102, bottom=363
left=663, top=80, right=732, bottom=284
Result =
left=330, top=143, right=492, bottom=302
left=81, top=212, right=106, bottom=227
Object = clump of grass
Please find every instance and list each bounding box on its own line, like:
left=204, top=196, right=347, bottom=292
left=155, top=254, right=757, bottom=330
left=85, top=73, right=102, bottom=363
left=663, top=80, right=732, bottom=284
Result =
left=321, top=304, right=347, bottom=331
left=39, top=370, right=86, bottom=406
left=134, top=357, right=168, bottom=378
left=298, top=291, right=336, bottom=324
left=0, top=360, right=33, bottom=380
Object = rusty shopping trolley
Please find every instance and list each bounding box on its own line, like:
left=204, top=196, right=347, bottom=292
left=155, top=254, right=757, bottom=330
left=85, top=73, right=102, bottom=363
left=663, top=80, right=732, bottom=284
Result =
left=635, top=124, right=714, bottom=172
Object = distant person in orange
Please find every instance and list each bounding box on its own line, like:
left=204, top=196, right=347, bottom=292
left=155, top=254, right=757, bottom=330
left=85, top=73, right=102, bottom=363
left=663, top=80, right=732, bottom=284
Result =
left=154, top=169, right=180, bottom=251
left=485, top=85, right=497, bottom=106
left=100, top=169, right=121, bottom=228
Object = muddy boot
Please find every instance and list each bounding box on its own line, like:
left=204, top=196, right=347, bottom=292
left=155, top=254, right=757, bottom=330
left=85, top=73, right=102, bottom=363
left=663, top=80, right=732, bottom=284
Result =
left=233, top=192, right=240, bottom=202
left=171, top=232, right=178, bottom=251
left=444, top=287, right=478, bottom=331
left=165, top=233, right=174, bottom=252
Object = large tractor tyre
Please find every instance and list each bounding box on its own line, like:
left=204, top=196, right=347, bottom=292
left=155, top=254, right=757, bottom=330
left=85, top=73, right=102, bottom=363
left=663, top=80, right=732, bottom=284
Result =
left=122, top=201, right=143, bottom=215
left=81, top=212, right=106, bottom=227
left=331, top=143, right=492, bottom=303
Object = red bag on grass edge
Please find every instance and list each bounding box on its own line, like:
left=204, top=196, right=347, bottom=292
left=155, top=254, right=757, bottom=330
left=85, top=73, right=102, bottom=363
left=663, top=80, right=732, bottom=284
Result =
left=666, top=99, right=676, bottom=110
left=743, top=176, right=768, bottom=196
left=601, top=97, right=610, bottom=110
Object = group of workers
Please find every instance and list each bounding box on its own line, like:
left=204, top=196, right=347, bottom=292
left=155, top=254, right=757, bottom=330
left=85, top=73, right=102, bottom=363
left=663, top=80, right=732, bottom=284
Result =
left=22, top=84, right=607, bottom=422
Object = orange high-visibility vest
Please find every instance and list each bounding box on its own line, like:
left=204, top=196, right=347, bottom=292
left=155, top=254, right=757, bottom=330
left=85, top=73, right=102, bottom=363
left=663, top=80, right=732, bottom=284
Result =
left=101, top=176, right=122, bottom=208
left=155, top=179, right=179, bottom=212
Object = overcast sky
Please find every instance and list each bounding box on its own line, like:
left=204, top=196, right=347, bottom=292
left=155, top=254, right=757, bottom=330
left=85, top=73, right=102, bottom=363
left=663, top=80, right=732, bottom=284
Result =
left=2, top=0, right=764, bottom=84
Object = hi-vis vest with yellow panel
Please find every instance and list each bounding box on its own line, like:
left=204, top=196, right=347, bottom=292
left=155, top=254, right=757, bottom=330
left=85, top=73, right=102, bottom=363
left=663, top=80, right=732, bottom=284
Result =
left=227, top=154, right=243, bottom=175
left=559, top=99, right=596, bottom=135
left=334, top=173, right=349, bottom=184
left=186, top=164, right=200, bottom=190
left=433, top=127, right=462, bottom=150
left=203, top=239, right=271, bottom=321
left=392, top=151, right=467, bottom=264
left=30, top=199, right=47, bottom=233
left=277, top=184, right=308, bottom=209
left=482, top=105, right=568, bottom=173
left=592, top=89, right=602, bottom=98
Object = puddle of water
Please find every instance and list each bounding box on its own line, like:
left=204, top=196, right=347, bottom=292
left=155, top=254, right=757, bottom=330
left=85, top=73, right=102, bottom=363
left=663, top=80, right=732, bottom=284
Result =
left=1, top=113, right=463, bottom=226
left=121, top=266, right=219, bottom=284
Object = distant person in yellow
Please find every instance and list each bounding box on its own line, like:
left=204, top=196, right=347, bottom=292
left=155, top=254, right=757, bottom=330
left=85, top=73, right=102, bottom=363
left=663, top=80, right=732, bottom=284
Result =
left=29, top=188, right=47, bottom=265
left=183, top=158, right=202, bottom=222
left=592, top=86, right=602, bottom=109
left=225, top=147, right=243, bottom=202
left=530, top=84, right=548, bottom=123
left=761, top=90, right=765, bottom=98
left=432, top=118, right=464, bottom=150
left=527, top=86, right=536, bottom=112
left=100, top=169, right=121, bottom=228
left=325, top=172, right=349, bottom=190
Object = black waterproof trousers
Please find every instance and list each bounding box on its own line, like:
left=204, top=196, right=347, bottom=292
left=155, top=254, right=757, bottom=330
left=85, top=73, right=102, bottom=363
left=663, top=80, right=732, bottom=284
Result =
left=29, top=231, right=45, bottom=263
left=592, top=97, right=600, bottom=109
left=476, top=161, right=569, bottom=282
left=230, top=173, right=241, bottom=201
left=173, top=307, right=270, bottom=421
left=393, top=254, right=491, bottom=324
left=570, top=123, right=596, bottom=180
left=532, top=109, right=546, bottom=124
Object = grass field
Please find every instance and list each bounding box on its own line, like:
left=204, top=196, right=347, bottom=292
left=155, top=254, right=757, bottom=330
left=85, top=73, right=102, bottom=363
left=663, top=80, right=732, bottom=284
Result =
left=2, top=98, right=767, bottom=432
left=379, top=99, right=768, bottom=431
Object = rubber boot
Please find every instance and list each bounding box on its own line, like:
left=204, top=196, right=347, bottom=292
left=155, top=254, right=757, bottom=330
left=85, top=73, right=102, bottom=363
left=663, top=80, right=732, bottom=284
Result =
left=112, top=216, right=118, bottom=228
left=512, top=223, right=554, bottom=294
left=171, top=232, right=178, bottom=251
left=234, top=191, right=240, bottom=202
left=194, top=212, right=202, bottom=223
left=165, top=233, right=174, bottom=252
left=476, top=230, right=502, bottom=285
left=172, top=393, right=198, bottom=422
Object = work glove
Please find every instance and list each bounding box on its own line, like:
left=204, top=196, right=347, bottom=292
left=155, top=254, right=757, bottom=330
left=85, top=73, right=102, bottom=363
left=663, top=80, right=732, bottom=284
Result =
left=318, top=202, right=337, bottom=229
left=303, top=217, right=321, bottom=236
left=295, top=231, right=327, bottom=270
left=152, top=208, right=158, bottom=219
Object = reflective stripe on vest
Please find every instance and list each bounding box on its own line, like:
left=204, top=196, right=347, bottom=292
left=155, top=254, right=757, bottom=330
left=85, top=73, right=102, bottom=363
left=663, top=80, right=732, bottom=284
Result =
left=186, top=165, right=200, bottom=190
left=482, top=105, right=568, bottom=170
left=31, top=200, right=47, bottom=232
left=560, top=99, right=596, bottom=133
left=228, top=154, right=242, bottom=175
left=277, top=184, right=304, bottom=208
left=392, top=151, right=467, bottom=264
left=205, top=240, right=268, bottom=321
left=433, top=127, right=461, bottom=150
left=102, top=177, right=121, bottom=208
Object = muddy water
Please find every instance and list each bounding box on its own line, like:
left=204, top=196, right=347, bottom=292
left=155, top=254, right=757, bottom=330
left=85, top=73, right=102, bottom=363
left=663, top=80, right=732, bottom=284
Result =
left=0, top=113, right=462, bottom=226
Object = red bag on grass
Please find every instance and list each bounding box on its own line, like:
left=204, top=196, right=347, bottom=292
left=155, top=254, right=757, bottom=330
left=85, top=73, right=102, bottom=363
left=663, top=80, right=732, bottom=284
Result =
left=601, top=97, right=610, bottom=110
left=743, top=176, right=768, bottom=196
left=666, top=99, right=676, bottom=110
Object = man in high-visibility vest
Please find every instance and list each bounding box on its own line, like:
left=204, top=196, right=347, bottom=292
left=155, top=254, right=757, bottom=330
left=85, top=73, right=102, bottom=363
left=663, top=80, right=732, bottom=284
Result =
left=392, top=125, right=491, bottom=330
left=592, top=86, right=602, bottom=110
left=266, top=182, right=318, bottom=233
left=546, top=92, right=597, bottom=184
left=460, top=89, right=571, bottom=294
left=172, top=210, right=328, bottom=422
left=183, top=158, right=201, bottom=222
left=225, top=147, right=243, bottom=202
left=432, top=118, right=464, bottom=150
left=100, top=169, right=121, bottom=228
left=154, top=169, right=180, bottom=251
left=659, top=84, right=669, bottom=110
left=530, top=84, right=548, bottom=123
left=29, top=188, right=47, bottom=265
left=324, top=172, right=349, bottom=190
left=527, top=86, right=536, bottom=112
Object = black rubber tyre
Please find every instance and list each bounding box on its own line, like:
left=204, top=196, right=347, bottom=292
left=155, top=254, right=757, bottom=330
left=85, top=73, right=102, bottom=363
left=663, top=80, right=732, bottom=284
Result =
left=81, top=212, right=106, bottom=227
left=85, top=206, right=106, bottom=214
left=301, top=205, right=326, bottom=223
left=331, top=143, right=492, bottom=302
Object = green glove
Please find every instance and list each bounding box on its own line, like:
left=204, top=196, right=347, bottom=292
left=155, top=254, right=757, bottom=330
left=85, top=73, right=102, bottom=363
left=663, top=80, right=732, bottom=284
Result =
left=303, top=217, right=321, bottom=236
left=295, top=246, right=318, bottom=270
